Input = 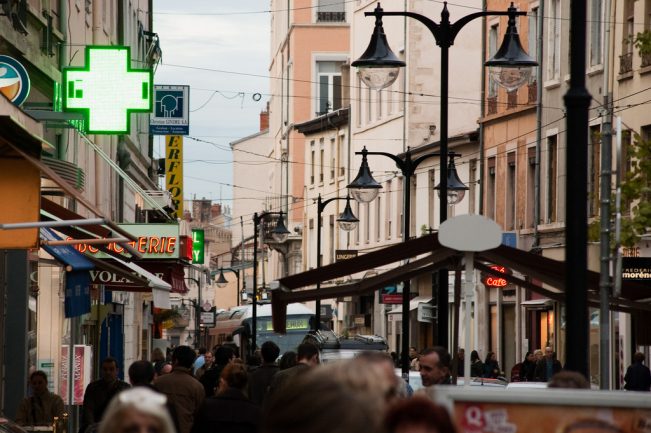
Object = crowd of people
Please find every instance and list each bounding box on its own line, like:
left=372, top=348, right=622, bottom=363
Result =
left=13, top=343, right=651, bottom=433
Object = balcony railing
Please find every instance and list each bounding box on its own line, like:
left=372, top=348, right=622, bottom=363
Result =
left=317, top=11, right=346, bottom=22
left=642, top=52, right=651, bottom=68
left=620, top=52, right=633, bottom=74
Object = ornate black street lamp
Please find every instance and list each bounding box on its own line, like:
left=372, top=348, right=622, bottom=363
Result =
left=352, top=1, right=536, bottom=379
left=215, top=267, right=241, bottom=306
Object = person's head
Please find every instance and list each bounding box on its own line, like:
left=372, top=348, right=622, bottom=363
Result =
left=101, top=357, right=119, bottom=383
left=30, top=371, right=49, bottom=396
left=296, top=342, right=320, bottom=366
left=151, top=348, right=165, bottom=362
left=384, top=396, right=457, bottom=433
left=161, top=363, right=173, bottom=375
left=419, top=347, right=451, bottom=387
left=261, top=341, right=281, bottom=364
left=544, top=346, right=554, bottom=359
left=548, top=371, right=590, bottom=389
left=470, top=350, right=480, bottom=362
left=204, top=350, right=214, bottom=366
left=525, top=351, right=534, bottom=362
left=355, top=351, right=402, bottom=399
left=279, top=351, right=297, bottom=370
left=408, top=347, right=418, bottom=359
left=457, top=348, right=465, bottom=360
left=218, top=362, right=249, bottom=394
left=128, top=360, right=155, bottom=386
left=262, top=360, right=389, bottom=433
left=172, top=345, right=196, bottom=369
left=533, top=349, right=543, bottom=361
left=98, top=387, right=175, bottom=433
left=633, top=352, right=645, bottom=364
left=484, top=352, right=496, bottom=364
left=214, top=346, right=235, bottom=366
left=198, top=347, right=207, bottom=356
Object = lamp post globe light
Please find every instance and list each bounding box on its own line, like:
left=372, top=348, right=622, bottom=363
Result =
left=314, top=194, right=360, bottom=329
left=435, top=154, right=469, bottom=205
left=352, top=1, right=536, bottom=379
left=251, top=210, right=290, bottom=356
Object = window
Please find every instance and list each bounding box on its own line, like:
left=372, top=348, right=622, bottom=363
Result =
left=624, top=0, right=635, bottom=55
left=376, top=196, right=382, bottom=241
left=386, top=179, right=392, bottom=239
left=547, top=135, right=558, bottom=222
left=526, top=147, right=536, bottom=227
left=397, top=176, right=403, bottom=238
left=489, top=24, right=499, bottom=97
left=355, top=201, right=361, bottom=244
left=487, top=158, right=496, bottom=219
left=377, top=89, right=383, bottom=119
left=338, top=137, right=345, bottom=177
left=506, top=152, right=517, bottom=230
left=317, top=0, right=345, bottom=22
left=367, top=86, right=373, bottom=123
left=548, top=0, right=561, bottom=79
left=410, top=176, right=417, bottom=236
left=364, top=203, right=371, bottom=243
left=588, top=126, right=601, bottom=217
left=310, top=141, right=315, bottom=184
left=357, top=75, right=363, bottom=126
left=620, top=130, right=632, bottom=215
left=528, top=7, right=539, bottom=65
left=590, top=0, right=604, bottom=66
left=316, top=61, right=343, bottom=115
left=329, top=214, right=335, bottom=264
left=428, top=169, right=436, bottom=228
left=330, top=138, right=335, bottom=180
left=469, top=160, right=477, bottom=214
left=319, top=139, right=325, bottom=183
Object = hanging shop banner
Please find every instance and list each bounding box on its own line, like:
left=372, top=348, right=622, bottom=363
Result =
left=59, top=345, right=92, bottom=405
left=65, top=271, right=91, bottom=318
left=621, top=257, right=651, bottom=281
left=62, top=46, right=152, bottom=134
left=0, top=55, right=31, bottom=105
left=192, top=229, right=204, bottom=264
left=73, top=224, right=181, bottom=259
left=166, top=135, right=183, bottom=218
left=150, top=85, right=190, bottom=135
left=89, top=261, right=188, bottom=294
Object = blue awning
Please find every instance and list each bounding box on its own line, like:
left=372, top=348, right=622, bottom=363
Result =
left=40, top=228, right=94, bottom=271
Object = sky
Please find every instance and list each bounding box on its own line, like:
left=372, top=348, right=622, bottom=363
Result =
left=153, top=1, right=271, bottom=207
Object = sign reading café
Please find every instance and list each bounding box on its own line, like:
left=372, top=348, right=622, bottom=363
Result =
left=73, top=224, right=180, bottom=259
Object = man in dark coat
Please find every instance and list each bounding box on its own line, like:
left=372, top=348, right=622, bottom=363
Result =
left=79, top=357, right=130, bottom=433
left=248, top=341, right=280, bottom=406
left=534, top=347, right=562, bottom=381
left=191, top=363, right=260, bottom=433
left=266, top=342, right=319, bottom=400
left=199, top=346, right=235, bottom=397
left=624, top=352, right=651, bottom=391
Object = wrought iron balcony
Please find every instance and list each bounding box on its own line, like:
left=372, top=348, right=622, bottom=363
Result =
left=317, top=11, right=346, bottom=22
left=620, top=52, right=633, bottom=74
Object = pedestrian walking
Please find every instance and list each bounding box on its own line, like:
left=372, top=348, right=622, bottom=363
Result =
left=193, top=348, right=207, bottom=374
left=195, top=349, right=214, bottom=380
left=191, top=363, right=261, bottom=433
left=79, top=357, right=131, bottom=433
left=278, top=351, right=297, bottom=370
left=419, top=346, right=452, bottom=386
left=470, top=350, right=483, bottom=377
left=199, top=346, right=235, bottom=397
left=97, top=387, right=176, bottom=433
left=15, top=371, right=65, bottom=427
left=534, top=347, right=562, bottom=382
left=154, top=346, right=205, bottom=433
left=266, top=342, right=319, bottom=400
left=482, top=352, right=500, bottom=379
left=519, top=351, right=536, bottom=382
left=248, top=341, right=280, bottom=406
left=624, top=352, right=651, bottom=391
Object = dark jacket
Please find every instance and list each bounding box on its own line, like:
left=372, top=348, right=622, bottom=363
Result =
left=199, top=364, right=226, bottom=397
left=266, top=363, right=310, bottom=401
left=154, top=367, right=205, bottom=433
left=190, top=388, right=261, bottom=433
left=624, top=362, right=651, bottom=391
left=248, top=363, right=279, bottom=406
left=470, top=360, right=484, bottom=378
left=80, top=379, right=130, bottom=433
left=534, top=358, right=562, bottom=381
left=483, top=360, right=500, bottom=379
left=520, top=360, right=536, bottom=382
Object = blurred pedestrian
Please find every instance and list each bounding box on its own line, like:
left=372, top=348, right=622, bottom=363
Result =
left=193, top=348, right=207, bottom=374
left=534, top=347, right=561, bottom=382
left=191, top=363, right=261, bottom=433
left=267, top=342, right=319, bottom=400
left=470, top=350, right=483, bottom=378
left=128, top=360, right=180, bottom=433
left=200, top=346, right=235, bottom=397
left=16, top=371, right=65, bottom=426
left=248, top=341, right=280, bottom=406
left=456, top=348, right=465, bottom=377
left=548, top=371, right=590, bottom=389
left=195, top=350, right=214, bottom=380
left=155, top=346, right=205, bottom=433
left=80, top=357, right=130, bottom=433
left=384, top=396, right=457, bottom=433
left=278, top=351, right=297, bottom=370
left=98, top=387, right=175, bottom=433
left=419, top=347, right=452, bottom=386
left=482, top=352, right=500, bottom=379
left=624, top=352, right=651, bottom=391
left=356, top=351, right=412, bottom=398
left=519, top=351, right=536, bottom=382
left=533, top=349, right=543, bottom=363
left=409, top=347, right=420, bottom=371
left=261, top=360, right=390, bottom=433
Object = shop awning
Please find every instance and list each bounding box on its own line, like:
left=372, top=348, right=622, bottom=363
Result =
left=40, top=228, right=94, bottom=271
left=108, top=256, right=171, bottom=309
left=272, top=233, right=651, bottom=333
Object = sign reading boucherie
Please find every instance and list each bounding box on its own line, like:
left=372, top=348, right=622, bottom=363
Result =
left=73, top=224, right=180, bottom=259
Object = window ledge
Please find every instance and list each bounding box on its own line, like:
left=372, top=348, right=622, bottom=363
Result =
left=587, top=64, right=604, bottom=76
left=640, top=65, right=651, bottom=75
left=544, top=79, right=561, bottom=89
left=618, top=71, right=633, bottom=81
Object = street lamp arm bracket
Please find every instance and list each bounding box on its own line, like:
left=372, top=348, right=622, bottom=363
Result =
left=356, top=150, right=407, bottom=174
left=318, top=196, right=348, bottom=213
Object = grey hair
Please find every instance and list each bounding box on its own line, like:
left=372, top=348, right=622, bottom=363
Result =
left=98, top=388, right=175, bottom=433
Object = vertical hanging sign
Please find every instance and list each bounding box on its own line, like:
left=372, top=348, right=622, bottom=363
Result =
left=166, top=135, right=183, bottom=218
left=192, top=229, right=204, bottom=264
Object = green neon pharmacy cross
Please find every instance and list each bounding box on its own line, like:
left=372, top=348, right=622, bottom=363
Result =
left=63, top=46, right=153, bottom=134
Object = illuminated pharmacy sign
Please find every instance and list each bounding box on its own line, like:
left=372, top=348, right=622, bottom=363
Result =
left=63, top=46, right=152, bottom=134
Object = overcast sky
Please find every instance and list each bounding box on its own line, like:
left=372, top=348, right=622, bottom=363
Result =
left=153, top=1, right=270, bottom=207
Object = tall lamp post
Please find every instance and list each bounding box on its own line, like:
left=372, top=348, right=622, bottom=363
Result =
left=215, top=267, right=241, bottom=306
left=348, top=147, right=468, bottom=378
left=315, top=194, right=360, bottom=329
left=252, top=211, right=290, bottom=356
left=351, top=1, right=536, bottom=375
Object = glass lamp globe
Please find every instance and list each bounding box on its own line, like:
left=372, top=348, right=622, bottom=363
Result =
left=358, top=67, right=401, bottom=91
left=489, top=66, right=532, bottom=92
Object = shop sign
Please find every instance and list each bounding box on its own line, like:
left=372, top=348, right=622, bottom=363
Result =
left=0, top=55, right=31, bottom=106
left=60, top=345, right=92, bottom=405
left=621, top=257, right=651, bottom=281
left=336, top=249, right=358, bottom=261
left=73, top=224, right=180, bottom=259
left=482, top=265, right=510, bottom=288
left=63, top=46, right=152, bottom=134
left=166, top=135, right=183, bottom=218
left=192, top=229, right=204, bottom=264
left=150, top=85, right=190, bottom=135
left=380, top=283, right=403, bottom=304
left=200, top=311, right=216, bottom=327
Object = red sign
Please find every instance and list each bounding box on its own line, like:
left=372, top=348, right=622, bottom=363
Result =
left=381, top=294, right=403, bottom=304
left=482, top=265, right=509, bottom=288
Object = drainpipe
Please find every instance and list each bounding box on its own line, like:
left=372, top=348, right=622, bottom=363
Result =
left=533, top=0, right=544, bottom=248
